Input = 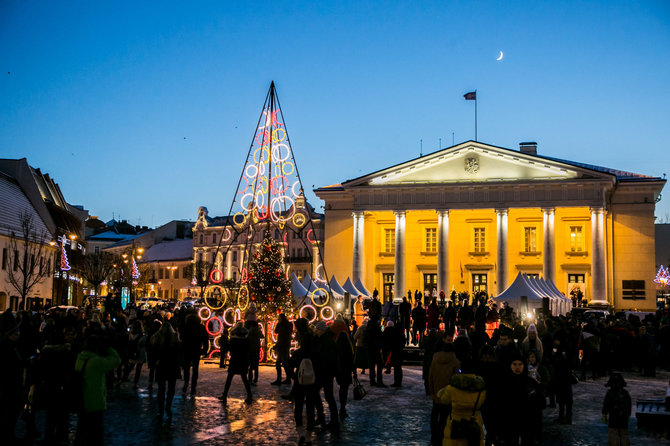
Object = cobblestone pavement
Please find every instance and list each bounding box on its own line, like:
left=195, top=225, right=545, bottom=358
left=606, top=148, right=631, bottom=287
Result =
left=22, top=363, right=670, bottom=445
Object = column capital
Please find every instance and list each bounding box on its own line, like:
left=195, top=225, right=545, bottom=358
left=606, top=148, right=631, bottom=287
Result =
left=589, top=206, right=606, bottom=215
left=436, top=209, right=450, bottom=216
left=541, top=207, right=555, bottom=214
left=495, top=208, right=509, bottom=215
left=393, top=210, right=406, bottom=217
left=352, top=210, right=365, bottom=218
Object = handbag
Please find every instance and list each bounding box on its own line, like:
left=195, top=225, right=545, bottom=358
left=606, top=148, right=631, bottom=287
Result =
left=450, top=390, right=481, bottom=446
left=353, top=374, right=367, bottom=400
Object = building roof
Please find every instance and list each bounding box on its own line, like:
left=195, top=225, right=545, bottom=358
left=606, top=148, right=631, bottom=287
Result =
left=141, top=238, right=193, bottom=263
left=0, top=173, right=52, bottom=243
left=88, top=230, right=137, bottom=242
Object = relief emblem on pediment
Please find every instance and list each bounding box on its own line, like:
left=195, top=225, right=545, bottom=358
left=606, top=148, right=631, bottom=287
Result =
left=464, top=156, right=480, bottom=174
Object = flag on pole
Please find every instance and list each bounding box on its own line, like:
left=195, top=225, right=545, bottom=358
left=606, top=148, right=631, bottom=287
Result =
left=464, top=91, right=476, bottom=100
left=460, top=261, right=464, bottom=279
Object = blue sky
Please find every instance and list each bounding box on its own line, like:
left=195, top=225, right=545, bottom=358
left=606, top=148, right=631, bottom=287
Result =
left=1, top=1, right=669, bottom=226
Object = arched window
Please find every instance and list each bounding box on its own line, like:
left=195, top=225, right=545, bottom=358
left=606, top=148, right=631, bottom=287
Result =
left=199, top=234, right=203, bottom=244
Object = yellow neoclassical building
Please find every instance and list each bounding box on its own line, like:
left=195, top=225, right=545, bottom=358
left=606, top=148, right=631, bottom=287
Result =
left=315, top=141, right=665, bottom=311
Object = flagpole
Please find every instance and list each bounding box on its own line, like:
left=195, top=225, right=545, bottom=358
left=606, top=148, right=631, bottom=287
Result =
left=474, top=89, right=477, bottom=141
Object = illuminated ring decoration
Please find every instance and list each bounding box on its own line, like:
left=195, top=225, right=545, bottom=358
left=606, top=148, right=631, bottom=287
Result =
left=320, top=306, right=334, bottom=321
left=310, top=288, right=329, bottom=308
left=291, top=181, right=302, bottom=198
left=238, top=176, right=249, bottom=194
left=209, top=268, right=223, bottom=284
left=198, top=306, right=212, bottom=321
left=282, top=161, right=295, bottom=176
left=306, top=229, right=316, bottom=244
left=233, top=212, right=246, bottom=226
left=238, top=285, right=250, bottom=311
left=255, top=205, right=269, bottom=221
left=206, top=317, right=223, bottom=336
left=272, top=109, right=282, bottom=127
left=258, top=110, right=270, bottom=129
left=256, top=131, right=270, bottom=146
left=204, top=285, right=227, bottom=310
left=272, top=143, right=290, bottom=162
left=221, top=227, right=232, bottom=242
left=270, top=175, right=289, bottom=194
left=259, top=347, right=265, bottom=363
left=240, top=193, right=254, bottom=211
left=256, top=176, right=269, bottom=194
left=254, top=190, right=266, bottom=208
left=213, top=335, right=221, bottom=349
left=270, top=321, right=278, bottom=342
left=222, top=308, right=235, bottom=326
left=292, top=212, right=307, bottom=228
left=207, top=349, right=220, bottom=359
left=258, top=161, right=266, bottom=176
left=271, top=197, right=295, bottom=222
left=245, top=164, right=258, bottom=178
left=241, top=268, right=248, bottom=283
left=314, top=264, right=325, bottom=282
left=299, top=304, right=317, bottom=323
left=283, top=233, right=288, bottom=246
left=253, top=146, right=270, bottom=165
left=272, top=128, right=286, bottom=143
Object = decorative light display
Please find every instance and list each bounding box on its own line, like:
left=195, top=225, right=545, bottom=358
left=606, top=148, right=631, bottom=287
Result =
left=195, top=82, right=338, bottom=362
left=60, top=244, right=71, bottom=271
left=131, top=258, right=140, bottom=280
left=655, top=265, right=670, bottom=287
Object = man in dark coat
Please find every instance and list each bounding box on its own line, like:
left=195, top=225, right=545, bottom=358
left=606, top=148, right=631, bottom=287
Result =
left=220, top=322, right=253, bottom=404
left=398, top=296, right=412, bottom=344
left=443, top=301, right=456, bottom=339
left=366, top=319, right=385, bottom=387
left=382, top=321, right=405, bottom=387
left=602, top=373, right=632, bottom=445
left=272, top=313, right=293, bottom=385
left=411, top=300, right=427, bottom=346
left=368, top=292, right=382, bottom=322
left=179, top=313, right=209, bottom=395
left=315, top=320, right=340, bottom=431
left=0, top=322, right=23, bottom=444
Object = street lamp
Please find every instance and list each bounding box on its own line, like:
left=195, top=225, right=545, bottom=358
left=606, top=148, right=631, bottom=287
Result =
left=166, top=265, right=178, bottom=301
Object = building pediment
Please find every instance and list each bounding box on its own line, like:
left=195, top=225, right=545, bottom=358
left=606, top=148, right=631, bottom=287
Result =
left=345, top=141, right=610, bottom=187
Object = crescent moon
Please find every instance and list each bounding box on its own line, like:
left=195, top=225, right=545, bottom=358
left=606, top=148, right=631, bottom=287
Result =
left=496, top=51, right=503, bottom=61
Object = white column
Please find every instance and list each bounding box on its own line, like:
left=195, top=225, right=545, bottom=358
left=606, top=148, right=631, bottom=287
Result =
left=352, top=211, right=365, bottom=283
left=591, top=207, right=607, bottom=304
left=496, top=208, right=509, bottom=293
left=312, top=243, right=320, bottom=278
left=437, top=210, right=449, bottom=297
left=394, top=210, right=406, bottom=302
left=542, top=208, right=555, bottom=283
left=225, top=250, right=232, bottom=280
left=239, top=248, right=245, bottom=271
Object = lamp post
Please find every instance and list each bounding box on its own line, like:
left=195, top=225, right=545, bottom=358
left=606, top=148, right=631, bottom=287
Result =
left=167, top=264, right=178, bottom=301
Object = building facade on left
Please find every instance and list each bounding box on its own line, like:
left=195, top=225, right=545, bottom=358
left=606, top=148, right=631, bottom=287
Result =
left=0, top=158, right=87, bottom=310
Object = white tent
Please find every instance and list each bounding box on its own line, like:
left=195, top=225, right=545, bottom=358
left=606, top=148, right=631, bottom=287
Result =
left=328, top=276, right=346, bottom=297
left=342, top=277, right=364, bottom=296
left=492, top=272, right=545, bottom=313
left=354, top=278, right=372, bottom=297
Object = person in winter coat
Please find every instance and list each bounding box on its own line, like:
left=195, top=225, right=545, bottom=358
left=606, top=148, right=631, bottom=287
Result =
left=218, top=325, right=229, bottom=369
left=0, top=322, right=23, bottom=445
left=520, top=324, right=544, bottom=362
left=427, top=298, right=441, bottom=331
left=314, top=320, right=340, bottom=431
left=272, top=313, right=293, bottom=385
left=244, top=304, right=264, bottom=385
left=123, top=320, right=147, bottom=388
left=474, top=345, right=499, bottom=446
left=353, top=319, right=369, bottom=374
left=289, top=321, right=320, bottom=446
left=74, top=334, right=121, bottom=446
left=220, top=322, right=253, bottom=405
left=412, top=301, right=427, bottom=346
left=602, top=373, right=632, bottom=446
left=146, top=319, right=163, bottom=391
left=500, top=354, right=542, bottom=446
left=382, top=321, right=405, bottom=386
left=443, top=301, right=457, bottom=339
left=180, top=313, right=209, bottom=395
left=151, top=321, right=181, bottom=418
left=354, top=296, right=366, bottom=327
left=549, top=335, right=575, bottom=424
left=398, top=296, right=412, bottom=344
left=437, top=371, right=487, bottom=446
left=428, top=342, right=461, bottom=446
left=365, top=318, right=385, bottom=387
left=331, top=317, right=354, bottom=421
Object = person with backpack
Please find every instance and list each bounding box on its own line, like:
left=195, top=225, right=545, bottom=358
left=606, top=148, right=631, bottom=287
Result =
left=290, top=319, right=319, bottom=446
left=220, top=321, right=253, bottom=405
left=602, top=373, right=632, bottom=446
left=74, top=334, right=121, bottom=446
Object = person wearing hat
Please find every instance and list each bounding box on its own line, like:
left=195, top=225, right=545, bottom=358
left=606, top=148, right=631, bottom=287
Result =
left=0, top=320, right=22, bottom=444
left=220, top=322, right=253, bottom=405
left=602, top=373, right=631, bottom=446
left=520, top=324, right=544, bottom=363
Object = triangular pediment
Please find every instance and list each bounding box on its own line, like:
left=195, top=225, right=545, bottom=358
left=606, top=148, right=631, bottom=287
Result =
left=346, top=141, right=611, bottom=187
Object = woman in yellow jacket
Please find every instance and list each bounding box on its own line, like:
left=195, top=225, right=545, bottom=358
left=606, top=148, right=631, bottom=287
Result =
left=437, top=372, right=487, bottom=446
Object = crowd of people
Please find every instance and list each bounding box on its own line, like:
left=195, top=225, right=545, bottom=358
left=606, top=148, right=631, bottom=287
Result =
left=0, top=290, right=668, bottom=446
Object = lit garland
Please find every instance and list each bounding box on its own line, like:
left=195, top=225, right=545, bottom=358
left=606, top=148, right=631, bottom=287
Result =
left=131, top=257, right=140, bottom=279
left=655, top=265, right=670, bottom=287
left=60, top=244, right=71, bottom=271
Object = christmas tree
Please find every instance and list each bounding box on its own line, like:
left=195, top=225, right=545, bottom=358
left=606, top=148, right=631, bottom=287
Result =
left=655, top=265, right=670, bottom=287
left=246, top=226, right=292, bottom=317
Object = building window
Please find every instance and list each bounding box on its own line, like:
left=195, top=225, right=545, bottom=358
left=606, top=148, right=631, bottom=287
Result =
left=383, top=273, right=394, bottom=303
left=2, top=248, right=6, bottom=270
left=94, top=246, right=100, bottom=254
left=158, top=269, right=164, bottom=279
left=384, top=228, right=395, bottom=253
left=473, top=227, right=486, bottom=253
left=472, top=273, right=487, bottom=294
left=46, top=258, right=50, bottom=273
left=233, top=271, right=237, bottom=281
left=568, top=274, right=585, bottom=303
left=182, top=267, right=188, bottom=279
left=425, top=228, right=437, bottom=253
left=622, top=280, right=645, bottom=300
left=232, top=251, right=238, bottom=262
left=198, top=253, right=203, bottom=262
left=569, top=226, right=584, bottom=252
left=297, top=248, right=302, bottom=257
left=526, top=273, right=540, bottom=279
left=424, top=273, right=437, bottom=297
left=212, top=233, right=217, bottom=244
left=14, top=250, right=19, bottom=270
left=524, top=227, right=537, bottom=253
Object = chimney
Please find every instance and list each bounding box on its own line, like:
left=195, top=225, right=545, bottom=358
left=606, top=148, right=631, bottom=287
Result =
left=519, top=141, right=537, bottom=155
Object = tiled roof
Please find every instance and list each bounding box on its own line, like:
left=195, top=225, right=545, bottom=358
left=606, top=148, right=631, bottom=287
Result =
left=0, top=173, right=52, bottom=243
left=141, top=238, right=193, bottom=262
left=540, top=156, right=660, bottom=181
